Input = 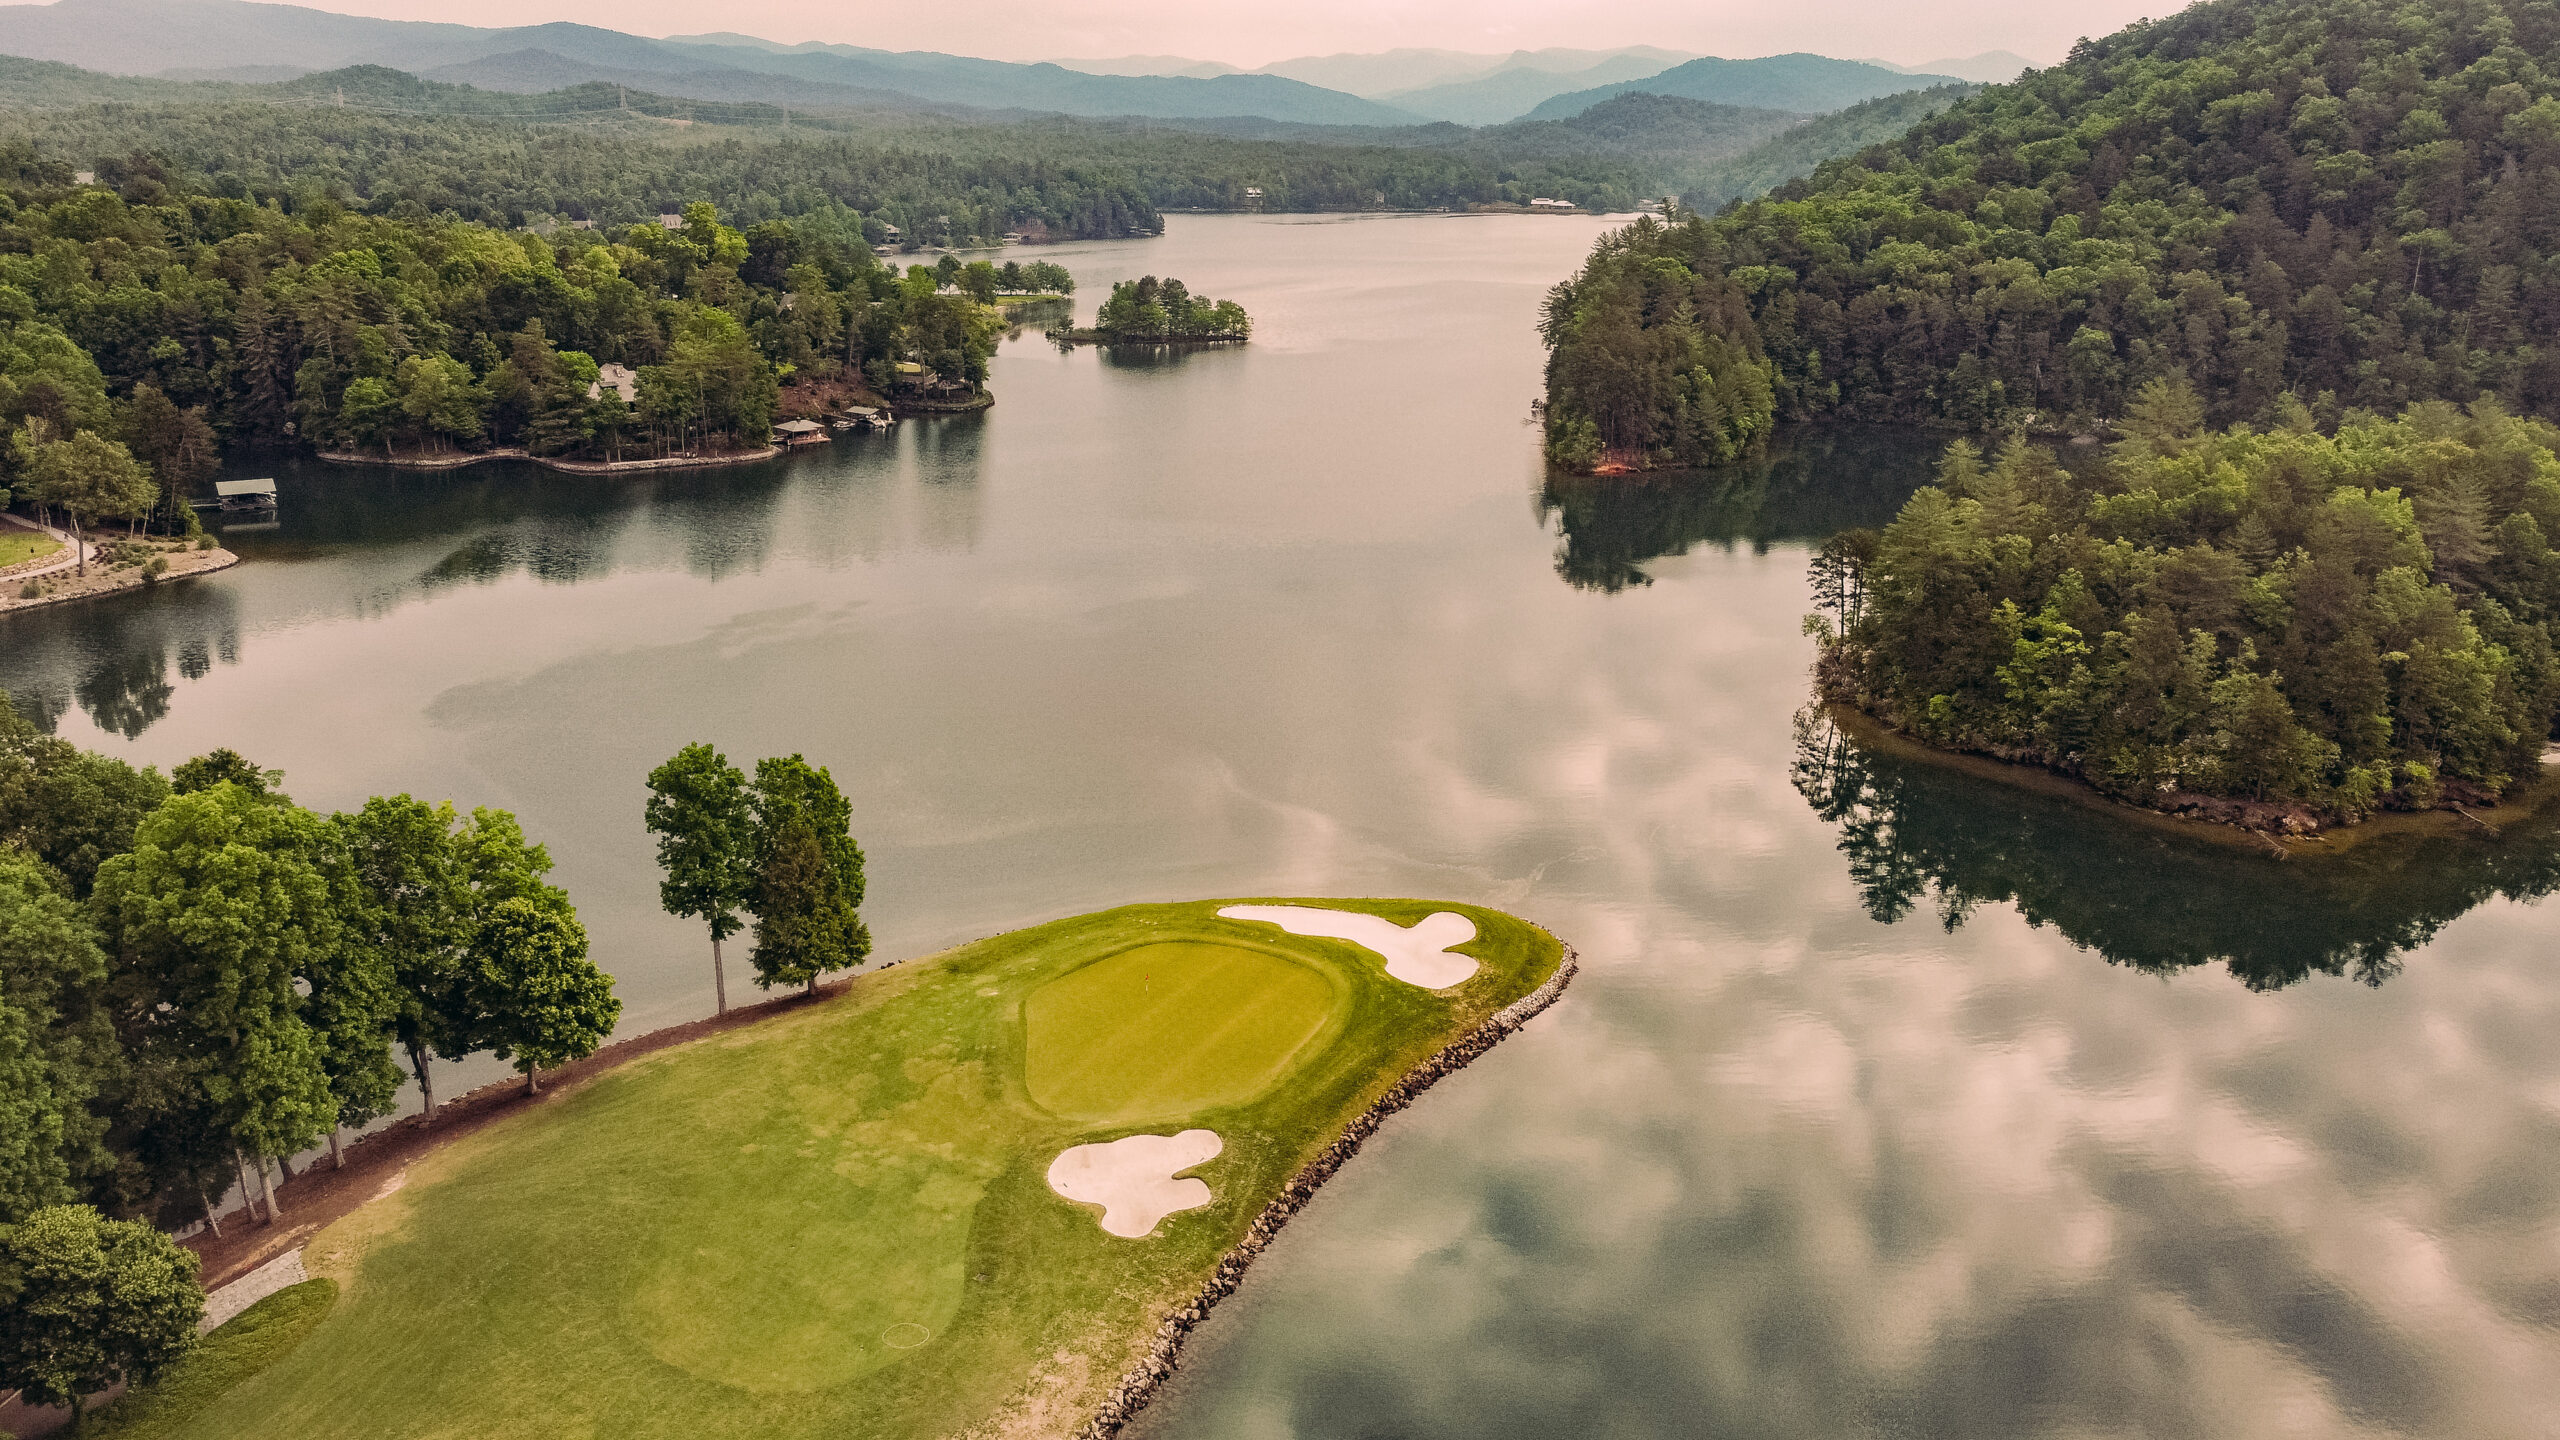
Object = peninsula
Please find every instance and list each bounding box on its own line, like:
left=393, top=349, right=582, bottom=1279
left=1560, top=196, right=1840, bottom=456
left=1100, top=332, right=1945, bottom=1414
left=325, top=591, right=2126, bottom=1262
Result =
left=80, top=899, right=1569, bottom=1440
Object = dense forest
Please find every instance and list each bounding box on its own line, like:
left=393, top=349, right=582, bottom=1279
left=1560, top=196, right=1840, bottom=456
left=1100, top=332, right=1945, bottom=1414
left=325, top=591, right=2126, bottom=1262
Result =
left=0, top=157, right=1013, bottom=514
left=1682, top=84, right=1978, bottom=210
left=1541, top=0, right=2560, bottom=466
left=1810, top=387, right=2560, bottom=828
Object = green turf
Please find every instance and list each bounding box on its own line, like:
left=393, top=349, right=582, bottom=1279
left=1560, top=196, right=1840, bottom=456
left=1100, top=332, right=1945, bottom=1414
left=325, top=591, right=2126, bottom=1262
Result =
left=142, top=898, right=1559, bottom=1440
left=86, top=1280, right=339, bottom=1439
left=0, top=529, right=62, bottom=568
left=1025, top=940, right=1342, bottom=1122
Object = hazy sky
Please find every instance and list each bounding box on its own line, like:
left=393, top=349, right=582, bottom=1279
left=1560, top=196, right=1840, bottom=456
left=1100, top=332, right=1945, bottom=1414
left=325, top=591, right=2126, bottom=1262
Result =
left=289, top=0, right=2162, bottom=69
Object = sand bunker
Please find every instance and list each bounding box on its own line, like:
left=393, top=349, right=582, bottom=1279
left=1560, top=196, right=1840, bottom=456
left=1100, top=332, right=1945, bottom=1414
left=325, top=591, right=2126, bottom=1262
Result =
left=1047, top=1130, right=1223, bottom=1238
left=1216, top=905, right=1480, bottom=989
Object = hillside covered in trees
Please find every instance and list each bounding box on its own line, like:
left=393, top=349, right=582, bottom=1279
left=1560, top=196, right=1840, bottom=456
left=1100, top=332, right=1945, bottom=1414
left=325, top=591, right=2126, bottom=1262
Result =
left=1541, top=0, right=2560, bottom=467
left=0, top=156, right=1014, bottom=505
left=1810, top=389, right=2560, bottom=830
left=0, top=61, right=1673, bottom=229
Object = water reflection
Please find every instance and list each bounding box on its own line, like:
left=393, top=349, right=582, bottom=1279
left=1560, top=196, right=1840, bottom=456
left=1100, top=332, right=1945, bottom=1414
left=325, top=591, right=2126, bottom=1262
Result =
left=1539, top=427, right=1940, bottom=592
left=1791, top=707, right=2560, bottom=988
left=2, top=586, right=244, bottom=739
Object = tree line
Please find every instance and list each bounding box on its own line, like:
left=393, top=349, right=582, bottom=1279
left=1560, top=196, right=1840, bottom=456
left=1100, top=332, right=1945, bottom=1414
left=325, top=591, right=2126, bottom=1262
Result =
left=1808, top=386, right=2560, bottom=828
left=0, top=717, right=883, bottom=1421
left=0, top=693, right=621, bottom=1233
left=0, top=693, right=622, bottom=1421
left=1089, top=276, right=1252, bottom=340
left=0, top=162, right=1029, bottom=519
left=1540, top=0, right=2560, bottom=467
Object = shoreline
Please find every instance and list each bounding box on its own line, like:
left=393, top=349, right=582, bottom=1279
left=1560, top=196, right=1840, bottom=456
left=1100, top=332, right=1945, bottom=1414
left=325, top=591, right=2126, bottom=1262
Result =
left=160, top=916, right=1577, bottom=1440
left=0, top=545, right=240, bottom=617
left=1078, top=934, right=1579, bottom=1439
left=1822, top=701, right=2560, bottom=858
left=1048, top=330, right=1247, bottom=348
left=314, top=444, right=781, bottom=475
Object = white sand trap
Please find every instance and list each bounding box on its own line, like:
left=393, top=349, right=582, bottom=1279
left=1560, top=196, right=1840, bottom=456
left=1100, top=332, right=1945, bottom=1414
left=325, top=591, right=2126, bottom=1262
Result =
left=1216, top=905, right=1480, bottom=989
left=1047, top=1130, right=1223, bottom=1238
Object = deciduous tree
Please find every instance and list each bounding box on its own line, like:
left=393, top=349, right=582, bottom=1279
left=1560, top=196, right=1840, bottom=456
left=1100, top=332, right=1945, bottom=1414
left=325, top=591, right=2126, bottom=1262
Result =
left=0, top=1205, right=201, bottom=1427
left=644, top=743, right=756, bottom=1014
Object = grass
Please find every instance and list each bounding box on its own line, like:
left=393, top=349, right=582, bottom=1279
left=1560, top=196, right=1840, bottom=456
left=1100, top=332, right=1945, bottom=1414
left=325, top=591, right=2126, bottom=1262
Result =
left=153, top=898, right=1559, bottom=1440
left=83, top=1280, right=339, bottom=1439
left=1024, top=939, right=1342, bottom=1123
left=0, top=529, right=62, bottom=568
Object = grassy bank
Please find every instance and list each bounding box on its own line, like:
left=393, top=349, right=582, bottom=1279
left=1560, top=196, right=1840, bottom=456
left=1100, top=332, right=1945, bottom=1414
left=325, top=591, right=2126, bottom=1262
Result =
left=0, top=527, right=63, bottom=568
left=144, top=898, right=1560, bottom=1440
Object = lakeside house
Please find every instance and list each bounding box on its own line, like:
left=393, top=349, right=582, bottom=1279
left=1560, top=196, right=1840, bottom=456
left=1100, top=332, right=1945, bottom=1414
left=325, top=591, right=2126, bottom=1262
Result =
left=589, top=364, right=639, bottom=403
left=1529, top=198, right=1576, bottom=210
left=776, top=419, right=829, bottom=446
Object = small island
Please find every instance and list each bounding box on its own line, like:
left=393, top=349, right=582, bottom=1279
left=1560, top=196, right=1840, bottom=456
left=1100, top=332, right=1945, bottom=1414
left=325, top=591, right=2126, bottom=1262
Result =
left=109, top=898, right=1567, bottom=1440
left=1051, top=276, right=1253, bottom=346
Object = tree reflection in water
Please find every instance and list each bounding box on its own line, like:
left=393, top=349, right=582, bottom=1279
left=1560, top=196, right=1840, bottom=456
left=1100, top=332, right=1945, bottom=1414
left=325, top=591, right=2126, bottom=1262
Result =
left=1539, top=426, right=1944, bottom=593
left=1791, top=707, right=2560, bottom=989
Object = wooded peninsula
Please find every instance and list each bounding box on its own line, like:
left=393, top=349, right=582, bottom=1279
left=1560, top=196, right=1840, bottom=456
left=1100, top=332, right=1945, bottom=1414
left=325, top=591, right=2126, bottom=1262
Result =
left=1537, top=0, right=2560, bottom=833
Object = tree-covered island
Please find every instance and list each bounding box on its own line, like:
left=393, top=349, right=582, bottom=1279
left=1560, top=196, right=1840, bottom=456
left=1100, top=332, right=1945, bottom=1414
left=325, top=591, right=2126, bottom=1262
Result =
left=1811, top=391, right=2560, bottom=833
left=1054, top=275, right=1253, bottom=344
left=1538, top=0, right=2560, bottom=472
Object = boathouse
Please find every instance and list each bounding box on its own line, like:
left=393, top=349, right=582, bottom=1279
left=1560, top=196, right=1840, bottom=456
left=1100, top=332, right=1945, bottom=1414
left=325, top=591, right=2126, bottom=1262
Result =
left=214, top=477, right=278, bottom=511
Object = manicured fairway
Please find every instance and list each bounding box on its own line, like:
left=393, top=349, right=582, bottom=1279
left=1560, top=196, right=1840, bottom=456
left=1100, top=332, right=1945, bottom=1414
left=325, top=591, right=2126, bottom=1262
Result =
left=128, top=898, right=1560, bottom=1440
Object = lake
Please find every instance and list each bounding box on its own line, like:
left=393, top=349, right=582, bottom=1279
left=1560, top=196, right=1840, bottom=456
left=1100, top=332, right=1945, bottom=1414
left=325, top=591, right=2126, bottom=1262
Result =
left=6, top=213, right=2557, bottom=1438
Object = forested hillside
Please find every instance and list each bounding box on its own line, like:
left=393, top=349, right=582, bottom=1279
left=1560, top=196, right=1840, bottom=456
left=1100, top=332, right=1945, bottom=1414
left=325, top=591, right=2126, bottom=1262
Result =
left=1683, top=83, right=1977, bottom=209
left=0, top=61, right=1666, bottom=229
left=0, top=157, right=1006, bottom=497
left=1541, top=0, right=2560, bottom=465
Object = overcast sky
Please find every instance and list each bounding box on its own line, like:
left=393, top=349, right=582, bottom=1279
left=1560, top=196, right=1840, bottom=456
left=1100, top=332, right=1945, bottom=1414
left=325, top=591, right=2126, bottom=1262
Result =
left=293, top=0, right=2165, bottom=69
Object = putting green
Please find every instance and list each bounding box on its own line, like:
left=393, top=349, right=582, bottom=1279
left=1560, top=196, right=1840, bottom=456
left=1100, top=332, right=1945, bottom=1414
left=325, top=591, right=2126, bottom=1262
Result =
left=112, top=899, right=1560, bottom=1440
left=1026, top=941, right=1341, bottom=1122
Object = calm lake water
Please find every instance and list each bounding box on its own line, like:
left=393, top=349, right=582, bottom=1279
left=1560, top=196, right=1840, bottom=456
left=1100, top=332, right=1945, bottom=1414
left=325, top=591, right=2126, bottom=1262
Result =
left=7, top=214, right=2558, bottom=1438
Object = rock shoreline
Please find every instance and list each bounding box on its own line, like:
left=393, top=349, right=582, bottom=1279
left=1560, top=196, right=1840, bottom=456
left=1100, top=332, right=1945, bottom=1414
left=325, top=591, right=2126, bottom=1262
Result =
left=1075, top=936, right=1582, bottom=1439
left=0, top=545, right=240, bottom=616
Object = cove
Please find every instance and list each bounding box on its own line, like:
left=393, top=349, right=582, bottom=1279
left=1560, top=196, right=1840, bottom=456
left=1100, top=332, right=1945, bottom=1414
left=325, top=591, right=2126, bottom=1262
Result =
left=5, top=214, right=2557, bottom=1438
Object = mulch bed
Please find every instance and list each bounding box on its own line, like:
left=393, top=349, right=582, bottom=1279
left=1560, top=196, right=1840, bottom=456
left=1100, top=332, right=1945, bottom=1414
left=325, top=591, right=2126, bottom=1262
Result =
left=185, top=975, right=864, bottom=1291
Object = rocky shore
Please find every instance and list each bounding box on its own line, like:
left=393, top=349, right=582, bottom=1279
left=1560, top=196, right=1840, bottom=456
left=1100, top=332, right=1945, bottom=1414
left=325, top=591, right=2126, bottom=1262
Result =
left=1076, top=937, right=1582, bottom=1439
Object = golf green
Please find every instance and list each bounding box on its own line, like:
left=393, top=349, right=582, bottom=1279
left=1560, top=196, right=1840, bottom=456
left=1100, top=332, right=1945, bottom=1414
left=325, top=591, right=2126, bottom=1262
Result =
left=112, top=899, right=1561, bottom=1440
left=1025, top=940, right=1342, bottom=1122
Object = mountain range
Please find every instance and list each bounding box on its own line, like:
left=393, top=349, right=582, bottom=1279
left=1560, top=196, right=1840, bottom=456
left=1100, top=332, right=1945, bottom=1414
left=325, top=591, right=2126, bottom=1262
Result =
left=1857, top=51, right=2039, bottom=83
left=1521, top=53, right=1964, bottom=122
left=0, top=0, right=1993, bottom=130
left=0, top=0, right=1427, bottom=124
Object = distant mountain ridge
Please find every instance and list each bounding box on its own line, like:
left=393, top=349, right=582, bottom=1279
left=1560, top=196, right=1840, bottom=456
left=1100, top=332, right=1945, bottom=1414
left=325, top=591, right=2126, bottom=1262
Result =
left=1523, top=52, right=1964, bottom=121
left=0, top=0, right=1425, bottom=125
left=1856, top=51, right=2039, bottom=83
left=1382, top=52, right=1691, bottom=125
